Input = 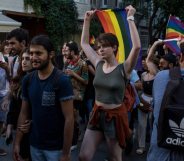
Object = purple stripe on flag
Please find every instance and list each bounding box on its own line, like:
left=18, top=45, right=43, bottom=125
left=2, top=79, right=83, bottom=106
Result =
left=165, top=41, right=180, bottom=55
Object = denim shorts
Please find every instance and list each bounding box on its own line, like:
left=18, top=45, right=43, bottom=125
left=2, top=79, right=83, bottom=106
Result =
left=0, top=96, right=6, bottom=122
left=30, top=146, right=62, bottom=161
left=87, top=110, right=117, bottom=139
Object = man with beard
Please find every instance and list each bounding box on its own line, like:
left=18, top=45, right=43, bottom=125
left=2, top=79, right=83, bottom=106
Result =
left=7, top=28, right=29, bottom=78
left=158, top=53, right=177, bottom=70
left=146, top=37, right=184, bottom=161
left=146, top=40, right=177, bottom=72
left=64, top=41, right=88, bottom=148
left=13, top=35, right=74, bottom=161
left=64, top=41, right=88, bottom=118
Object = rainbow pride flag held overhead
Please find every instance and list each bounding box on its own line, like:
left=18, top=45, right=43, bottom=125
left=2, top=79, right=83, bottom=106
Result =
left=96, top=9, right=132, bottom=63
left=165, top=16, right=184, bottom=55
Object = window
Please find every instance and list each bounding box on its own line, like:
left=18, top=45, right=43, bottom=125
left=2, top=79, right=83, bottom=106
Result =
left=102, top=0, right=108, bottom=8
left=141, top=35, right=149, bottom=49
left=91, top=0, right=96, bottom=6
left=104, top=0, right=107, bottom=5
left=75, top=0, right=86, bottom=3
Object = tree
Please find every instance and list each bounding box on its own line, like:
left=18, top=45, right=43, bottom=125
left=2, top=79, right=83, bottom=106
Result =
left=24, top=0, right=78, bottom=51
left=121, top=0, right=184, bottom=44
left=149, top=0, right=184, bottom=44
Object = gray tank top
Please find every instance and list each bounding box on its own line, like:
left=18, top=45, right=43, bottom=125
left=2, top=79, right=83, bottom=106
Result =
left=93, top=61, right=126, bottom=104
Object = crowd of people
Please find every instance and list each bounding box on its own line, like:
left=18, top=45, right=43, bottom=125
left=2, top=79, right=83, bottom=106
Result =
left=0, top=5, right=184, bottom=161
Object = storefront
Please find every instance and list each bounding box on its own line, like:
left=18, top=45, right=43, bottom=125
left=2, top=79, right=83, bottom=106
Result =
left=0, top=11, right=21, bottom=41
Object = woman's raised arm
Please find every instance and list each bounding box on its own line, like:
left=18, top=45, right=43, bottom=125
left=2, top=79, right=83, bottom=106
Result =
left=124, top=5, right=141, bottom=78
left=81, top=10, right=101, bottom=67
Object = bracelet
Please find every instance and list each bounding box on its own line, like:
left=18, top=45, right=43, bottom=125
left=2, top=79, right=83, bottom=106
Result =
left=127, top=16, right=134, bottom=21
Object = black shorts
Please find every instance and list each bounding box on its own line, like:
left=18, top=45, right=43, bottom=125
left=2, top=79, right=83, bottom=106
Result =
left=87, top=110, right=117, bottom=139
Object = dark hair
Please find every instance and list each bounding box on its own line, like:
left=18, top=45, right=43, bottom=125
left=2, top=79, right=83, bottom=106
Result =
left=0, top=40, right=9, bottom=52
left=162, top=53, right=177, bottom=66
left=66, top=41, right=79, bottom=55
left=17, top=48, right=29, bottom=77
left=10, top=75, right=22, bottom=100
left=97, top=33, right=119, bottom=56
left=30, top=35, right=54, bottom=54
left=142, top=54, right=147, bottom=61
left=180, top=42, right=184, bottom=55
left=7, top=28, right=29, bottom=46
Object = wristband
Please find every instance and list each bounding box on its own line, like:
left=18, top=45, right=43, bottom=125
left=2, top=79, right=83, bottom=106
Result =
left=127, top=16, right=134, bottom=21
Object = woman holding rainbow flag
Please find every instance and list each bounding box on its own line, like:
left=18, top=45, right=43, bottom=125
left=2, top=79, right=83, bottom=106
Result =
left=79, top=5, right=140, bottom=161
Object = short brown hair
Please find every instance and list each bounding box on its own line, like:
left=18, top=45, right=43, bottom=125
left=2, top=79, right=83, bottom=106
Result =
left=97, top=33, right=119, bottom=56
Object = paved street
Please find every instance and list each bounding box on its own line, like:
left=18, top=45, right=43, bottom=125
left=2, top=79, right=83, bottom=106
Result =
left=0, top=136, right=147, bottom=161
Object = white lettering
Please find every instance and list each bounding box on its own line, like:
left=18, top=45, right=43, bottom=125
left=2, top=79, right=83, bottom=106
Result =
left=166, top=137, right=184, bottom=147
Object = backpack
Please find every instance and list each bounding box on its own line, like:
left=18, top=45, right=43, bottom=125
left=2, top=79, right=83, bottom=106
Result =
left=122, top=65, right=136, bottom=112
left=157, top=67, right=184, bottom=151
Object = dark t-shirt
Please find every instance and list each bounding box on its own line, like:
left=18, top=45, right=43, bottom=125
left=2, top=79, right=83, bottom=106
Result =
left=84, top=60, right=95, bottom=99
left=21, top=68, right=74, bottom=150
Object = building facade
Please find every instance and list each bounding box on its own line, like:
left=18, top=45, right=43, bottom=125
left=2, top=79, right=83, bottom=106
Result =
left=0, top=0, right=150, bottom=53
left=0, top=0, right=91, bottom=42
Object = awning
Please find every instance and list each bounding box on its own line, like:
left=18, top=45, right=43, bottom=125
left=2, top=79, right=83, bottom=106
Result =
left=0, top=11, right=21, bottom=32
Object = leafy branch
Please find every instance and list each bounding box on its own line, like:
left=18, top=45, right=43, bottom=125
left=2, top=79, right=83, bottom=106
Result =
left=24, top=0, right=79, bottom=51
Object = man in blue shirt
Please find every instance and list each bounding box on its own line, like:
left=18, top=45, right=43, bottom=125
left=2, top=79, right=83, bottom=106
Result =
left=147, top=40, right=184, bottom=161
left=13, top=35, right=74, bottom=161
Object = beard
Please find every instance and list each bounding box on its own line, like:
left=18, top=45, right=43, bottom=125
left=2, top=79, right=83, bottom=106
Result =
left=32, top=58, right=50, bottom=70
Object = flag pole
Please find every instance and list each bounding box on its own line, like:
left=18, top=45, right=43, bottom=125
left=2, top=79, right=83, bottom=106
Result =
left=158, top=38, right=179, bottom=42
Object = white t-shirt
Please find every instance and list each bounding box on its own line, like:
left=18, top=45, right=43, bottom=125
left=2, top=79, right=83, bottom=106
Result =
left=0, top=53, right=9, bottom=97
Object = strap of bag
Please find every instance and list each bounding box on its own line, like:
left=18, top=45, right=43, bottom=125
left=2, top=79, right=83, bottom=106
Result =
left=169, top=67, right=181, bottom=80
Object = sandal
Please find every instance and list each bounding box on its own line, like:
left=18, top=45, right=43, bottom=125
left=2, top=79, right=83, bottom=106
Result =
left=136, top=147, right=145, bottom=155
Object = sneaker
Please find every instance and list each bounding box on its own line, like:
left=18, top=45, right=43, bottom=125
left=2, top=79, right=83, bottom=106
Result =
left=136, top=147, right=146, bottom=155
left=70, top=145, right=77, bottom=151
left=0, top=148, right=7, bottom=156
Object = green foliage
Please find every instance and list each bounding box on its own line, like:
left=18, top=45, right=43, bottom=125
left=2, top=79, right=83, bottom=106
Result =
left=150, top=0, right=184, bottom=42
left=24, top=0, right=78, bottom=51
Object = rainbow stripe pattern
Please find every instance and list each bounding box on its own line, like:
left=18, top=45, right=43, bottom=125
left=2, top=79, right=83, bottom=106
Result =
left=96, top=9, right=132, bottom=63
left=165, top=16, right=184, bottom=55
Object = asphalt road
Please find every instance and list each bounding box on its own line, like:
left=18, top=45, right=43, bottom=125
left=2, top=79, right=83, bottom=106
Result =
left=0, top=136, right=147, bottom=161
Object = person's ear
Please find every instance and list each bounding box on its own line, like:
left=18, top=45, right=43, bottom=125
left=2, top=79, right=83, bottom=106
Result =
left=169, top=63, right=173, bottom=69
left=21, top=40, right=26, bottom=47
left=113, top=45, right=118, bottom=53
left=71, top=50, right=75, bottom=56
left=49, top=51, right=55, bottom=59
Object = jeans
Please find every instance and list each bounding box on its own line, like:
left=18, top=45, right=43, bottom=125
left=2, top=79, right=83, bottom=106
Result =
left=0, top=96, right=7, bottom=122
left=137, top=93, right=153, bottom=148
left=30, top=146, right=62, bottom=161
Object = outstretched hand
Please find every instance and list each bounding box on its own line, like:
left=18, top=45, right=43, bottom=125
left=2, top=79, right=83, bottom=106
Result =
left=177, top=35, right=184, bottom=47
left=84, top=10, right=96, bottom=21
left=125, top=5, right=136, bottom=17
left=154, top=39, right=164, bottom=46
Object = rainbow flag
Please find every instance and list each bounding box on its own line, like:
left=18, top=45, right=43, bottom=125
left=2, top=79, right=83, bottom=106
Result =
left=89, top=35, right=95, bottom=45
left=96, top=9, right=132, bottom=63
left=165, top=16, right=184, bottom=55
